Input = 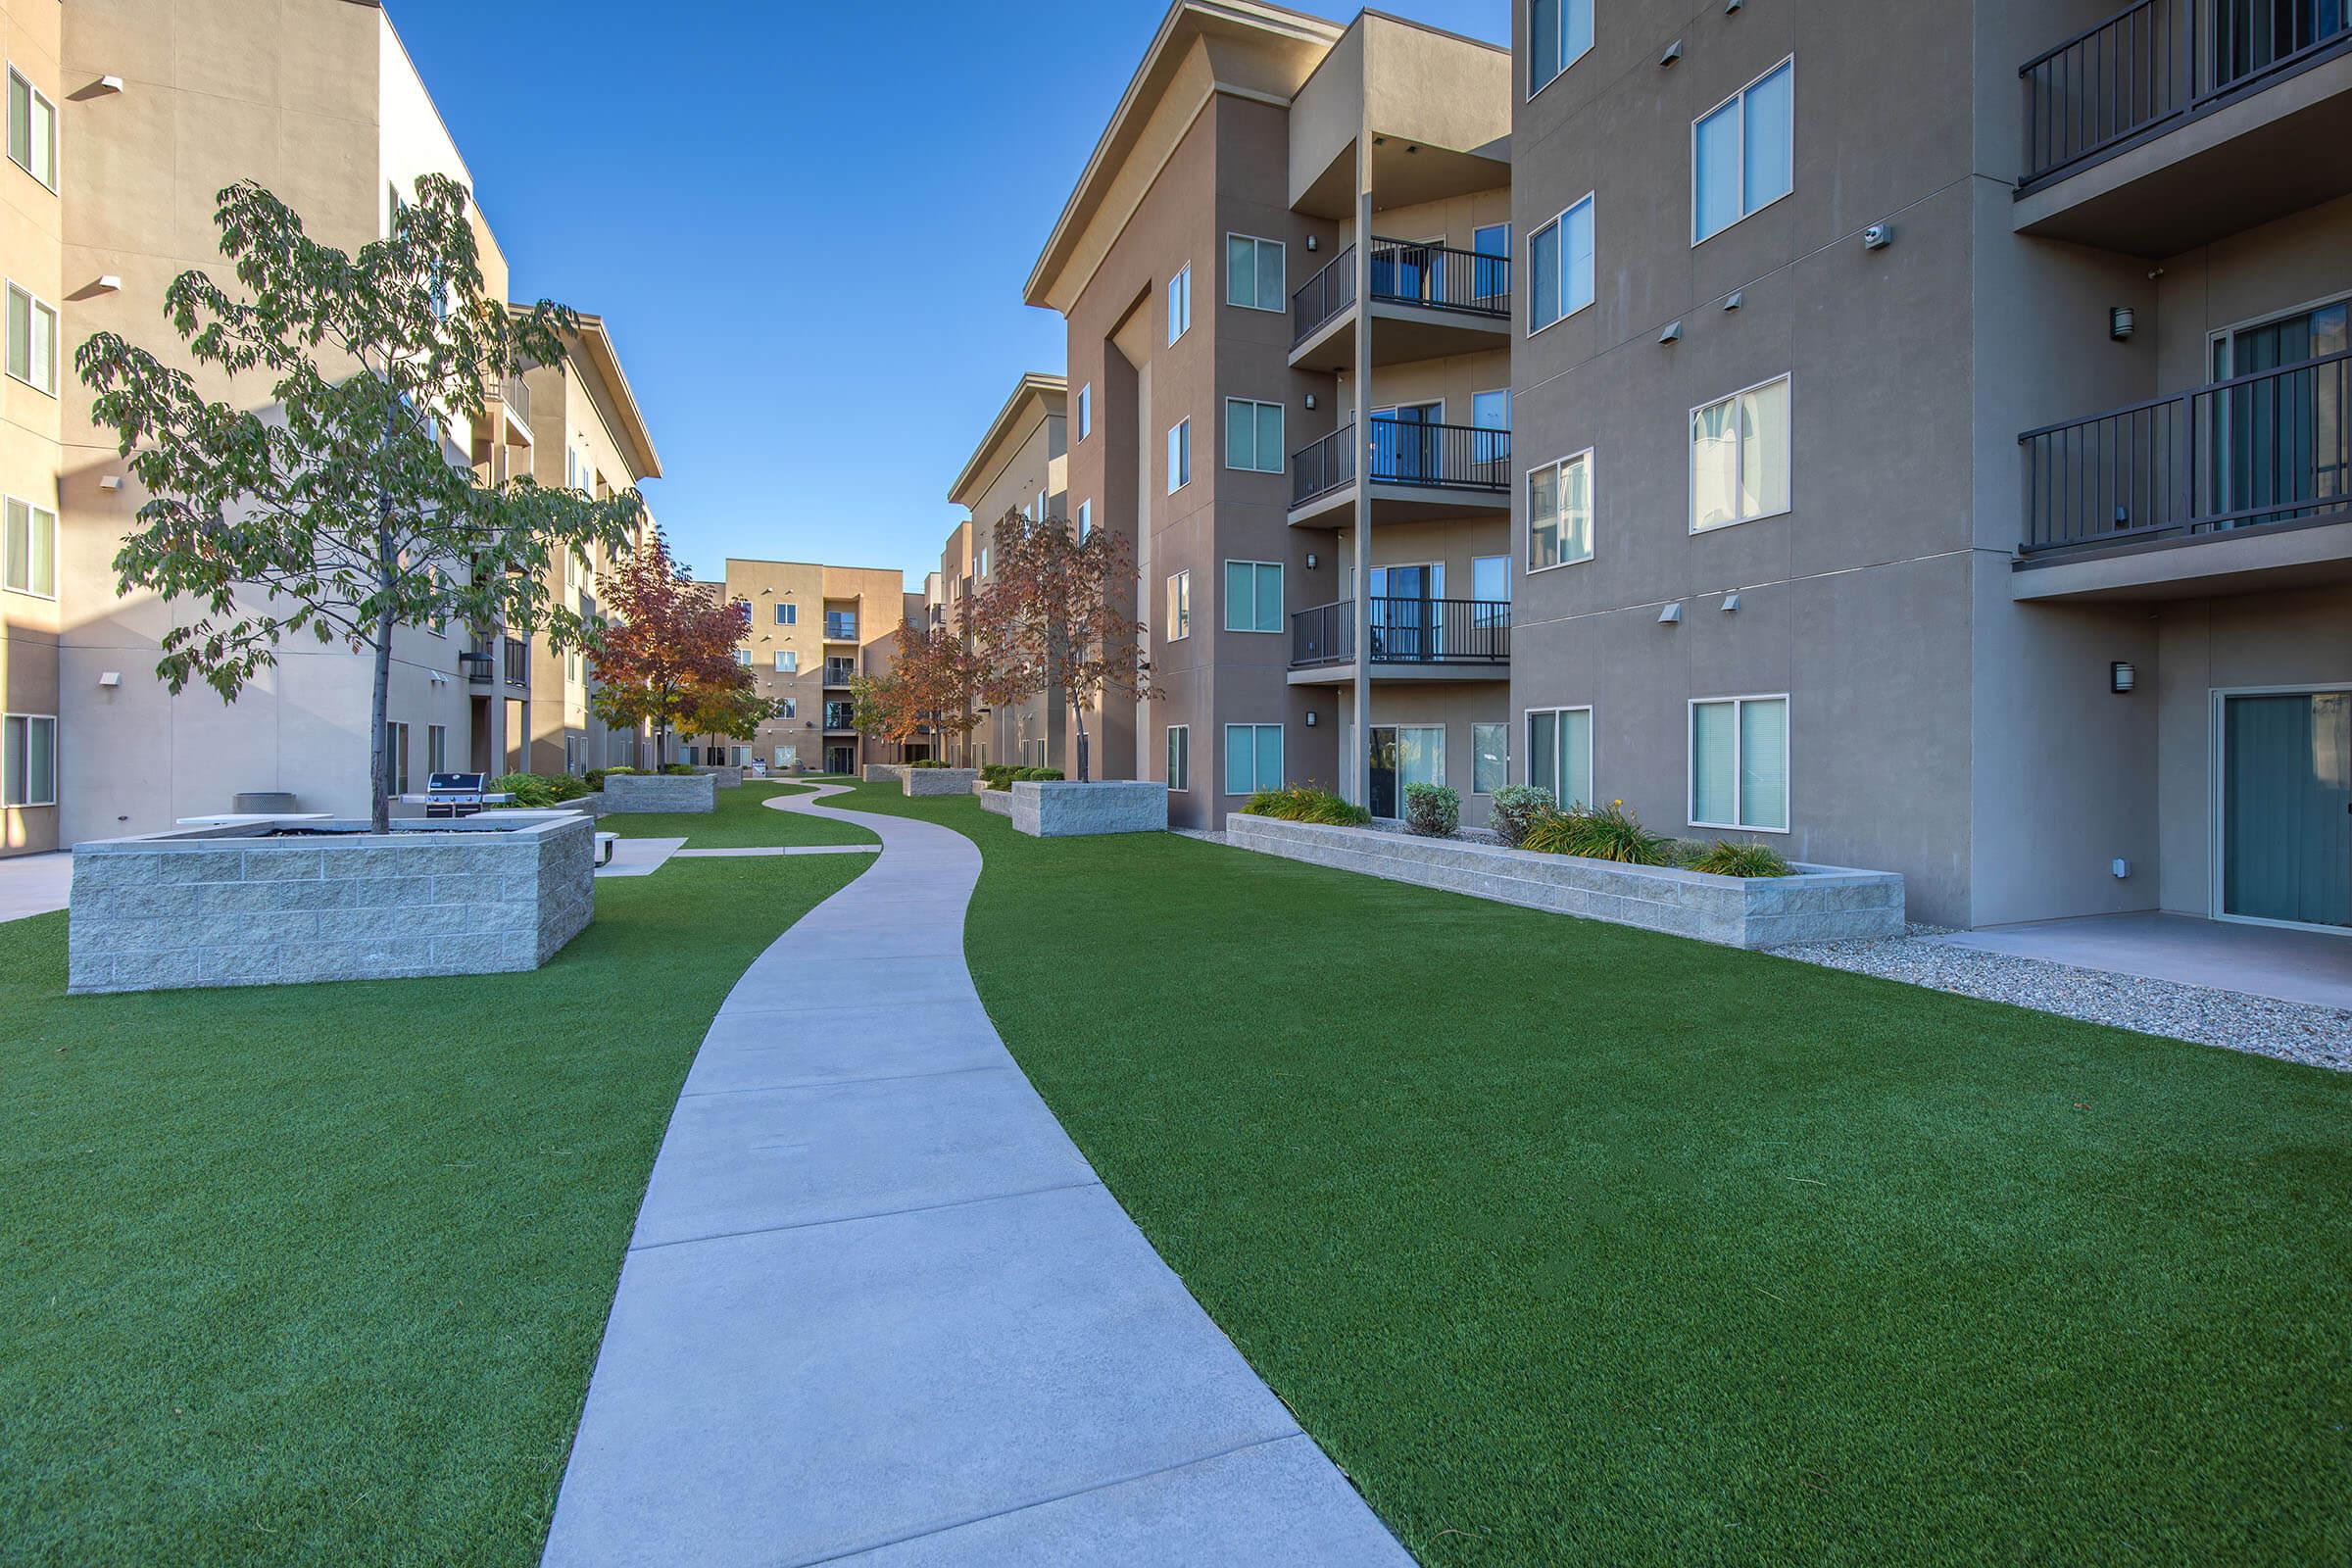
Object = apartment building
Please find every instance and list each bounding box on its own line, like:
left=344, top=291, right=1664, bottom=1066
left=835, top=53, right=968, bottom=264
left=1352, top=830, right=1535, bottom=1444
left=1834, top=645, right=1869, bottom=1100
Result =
left=699, top=558, right=913, bottom=776
left=938, top=371, right=1070, bottom=771
left=1505, top=0, right=2352, bottom=932
left=1029, top=2, right=1512, bottom=829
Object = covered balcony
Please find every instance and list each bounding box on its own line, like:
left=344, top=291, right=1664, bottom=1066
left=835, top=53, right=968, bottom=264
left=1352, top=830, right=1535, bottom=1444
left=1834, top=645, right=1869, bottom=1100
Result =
left=1289, top=238, right=1511, bottom=372
left=1286, top=596, right=1509, bottom=684
left=823, top=702, right=858, bottom=734
left=1289, top=417, right=1510, bottom=528
left=2013, top=345, right=2352, bottom=598
left=822, top=658, right=857, bottom=688
left=2015, top=0, right=2352, bottom=253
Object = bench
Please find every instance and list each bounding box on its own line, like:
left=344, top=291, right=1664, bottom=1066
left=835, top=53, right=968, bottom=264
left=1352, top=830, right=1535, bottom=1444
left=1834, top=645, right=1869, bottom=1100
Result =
left=596, top=831, right=619, bottom=868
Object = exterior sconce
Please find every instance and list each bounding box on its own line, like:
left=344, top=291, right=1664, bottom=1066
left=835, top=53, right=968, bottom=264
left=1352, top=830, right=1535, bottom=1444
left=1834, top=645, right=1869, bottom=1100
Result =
left=1658, top=602, right=1684, bottom=625
left=2109, top=307, right=2136, bottom=340
left=2111, top=661, right=2135, bottom=693
left=1305, top=711, right=1318, bottom=726
left=95, top=74, right=124, bottom=94
left=1721, top=592, right=1740, bottom=612
left=1304, top=392, right=1317, bottom=411
left=1306, top=553, right=1319, bottom=569
left=1305, top=235, right=1317, bottom=252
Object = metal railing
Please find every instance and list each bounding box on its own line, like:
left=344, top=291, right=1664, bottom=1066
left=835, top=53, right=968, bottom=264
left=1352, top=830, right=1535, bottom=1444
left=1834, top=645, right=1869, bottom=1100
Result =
left=823, top=704, right=857, bottom=730
left=824, top=613, right=858, bottom=641
left=823, top=659, right=857, bottom=686
left=2021, top=0, right=2352, bottom=185
left=1290, top=597, right=1511, bottom=668
left=501, top=370, right=531, bottom=427
left=1291, top=419, right=1513, bottom=507
left=465, top=638, right=495, bottom=684
left=1290, top=236, right=1513, bottom=346
left=2019, top=347, right=2352, bottom=553
left=1292, top=244, right=1356, bottom=343
left=503, top=636, right=529, bottom=686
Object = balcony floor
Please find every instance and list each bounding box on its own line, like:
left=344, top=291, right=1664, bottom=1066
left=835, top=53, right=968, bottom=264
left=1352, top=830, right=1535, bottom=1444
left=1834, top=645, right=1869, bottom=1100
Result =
left=1287, top=661, right=1507, bottom=686
left=2013, top=512, right=2352, bottom=601
left=1288, top=480, right=1509, bottom=529
left=1290, top=301, right=1511, bottom=373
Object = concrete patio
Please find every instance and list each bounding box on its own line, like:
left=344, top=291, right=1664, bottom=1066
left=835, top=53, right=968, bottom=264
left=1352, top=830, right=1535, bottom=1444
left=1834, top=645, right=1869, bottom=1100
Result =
left=0, top=852, right=72, bottom=923
left=1932, top=912, right=2352, bottom=1012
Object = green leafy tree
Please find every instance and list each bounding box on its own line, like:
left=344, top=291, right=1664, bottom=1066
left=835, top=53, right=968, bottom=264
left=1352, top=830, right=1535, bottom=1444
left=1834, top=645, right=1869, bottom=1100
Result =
left=75, top=174, right=643, bottom=831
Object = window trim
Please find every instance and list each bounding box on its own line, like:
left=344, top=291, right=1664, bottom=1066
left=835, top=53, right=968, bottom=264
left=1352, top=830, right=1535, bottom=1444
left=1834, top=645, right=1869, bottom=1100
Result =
left=1165, top=723, right=1191, bottom=793
left=7, top=65, right=56, bottom=192
left=1690, top=56, right=1796, bottom=248
left=1222, top=559, right=1284, bottom=634
left=1167, top=416, right=1192, bottom=493
left=3, top=491, right=56, bottom=600
left=1222, top=396, right=1285, bottom=474
left=1167, top=261, right=1193, bottom=344
left=1222, top=721, right=1284, bottom=797
left=1526, top=192, right=1595, bottom=337
left=1524, top=446, right=1596, bottom=575
left=1687, top=692, right=1791, bottom=835
left=1076, top=381, right=1092, bottom=441
left=1523, top=705, right=1593, bottom=808
left=1525, top=0, right=1594, bottom=101
left=1687, top=372, right=1793, bottom=534
left=1223, top=231, right=1288, bottom=313
left=1165, top=568, right=1191, bottom=641
left=2, top=710, right=55, bottom=808
left=5, top=279, right=56, bottom=396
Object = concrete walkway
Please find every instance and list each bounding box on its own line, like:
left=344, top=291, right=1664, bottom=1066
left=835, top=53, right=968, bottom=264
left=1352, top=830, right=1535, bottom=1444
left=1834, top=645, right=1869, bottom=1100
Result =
left=1932, top=910, right=2352, bottom=1011
left=542, top=784, right=1405, bottom=1567
left=0, top=851, right=71, bottom=922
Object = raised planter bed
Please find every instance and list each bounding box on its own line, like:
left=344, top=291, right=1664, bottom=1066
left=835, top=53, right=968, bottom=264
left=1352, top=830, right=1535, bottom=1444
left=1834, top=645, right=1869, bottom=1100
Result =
left=978, top=788, right=1012, bottom=817
left=67, top=813, right=596, bottom=994
left=903, top=767, right=978, bottom=798
left=601, top=773, right=716, bottom=814
left=689, top=764, right=744, bottom=789
left=1225, top=812, right=1902, bottom=949
left=1010, top=780, right=1168, bottom=839
left=862, top=763, right=906, bottom=785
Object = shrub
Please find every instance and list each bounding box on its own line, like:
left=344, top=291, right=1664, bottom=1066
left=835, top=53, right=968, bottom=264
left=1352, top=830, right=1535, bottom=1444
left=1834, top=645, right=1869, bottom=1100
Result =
left=585, top=766, right=637, bottom=791
left=489, top=771, right=556, bottom=808
left=659, top=763, right=696, bottom=776
left=908, top=760, right=949, bottom=769
left=1488, top=783, right=1553, bottom=848
left=1687, top=839, right=1792, bottom=878
left=1520, top=800, right=1674, bottom=864
left=1402, top=782, right=1460, bottom=838
left=1243, top=782, right=1372, bottom=826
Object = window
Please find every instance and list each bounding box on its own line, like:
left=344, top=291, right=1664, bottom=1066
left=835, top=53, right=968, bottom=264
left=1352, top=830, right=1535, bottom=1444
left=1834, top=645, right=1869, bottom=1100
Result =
left=1077, top=499, right=1093, bottom=540
left=782, top=698, right=797, bottom=718
left=1527, top=449, right=1592, bottom=570
left=7, top=282, right=54, bottom=395
left=2, top=712, right=53, bottom=806
left=1225, top=234, right=1286, bottom=311
left=1223, top=560, right=1283, bottom=633
left=1166, top=725, right=1190, bottom=792
left=1472, top=554, right=1509, bottom=605
left=1165, top=569, right=1191, bottom=639
left=775, top=602, right=796, bottom=625
left=1224, top=398, right=1284, bottom=473
left=1167, top=417, right=1191, bottom=492
left=426, top=724, right=448, bottom=776
left=1690, top=375, right=1790, bottom=531
left=1694, top=60, right=1793, bottom=244
left=1077, top=382, right=1092, bottom=440
left=774, top=650, right=798, bottom=672
left=734, top=649, right=753, bottom=666
left=1527, top=195, right=1593, bottom=332
left=1528, top=0, right=1592, bottom=95
left=1690, top=695, right=1788, bottom=831
left=1167, top=263, right=1192, bottom=343
left=1526, top=707, right=1592, bottom=808
left=4, top=495, right=54, bottom=597
left=383, top=722, right=411, bottom=797
left=1472, top=223, right=1511, bottom=305
left=1470, top=388, right=1511, bottom=477
left=1474, top=723, right=1508, bottom=795
left=978, top=548, right=988, bottom=578
left=826, top=610, right=858, bottom=639
left=1224, top=723, right=1283, bottom=795
left=8, top=68, right=54, bottom=189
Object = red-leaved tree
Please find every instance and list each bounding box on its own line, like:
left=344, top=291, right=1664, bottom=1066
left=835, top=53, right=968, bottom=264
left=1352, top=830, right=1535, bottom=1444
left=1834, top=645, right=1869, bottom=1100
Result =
left=852, top=619, right=987, bottom=760
left=590, top=533, right=754, bottom=764
left=969, top=513, right=1155, bottom=782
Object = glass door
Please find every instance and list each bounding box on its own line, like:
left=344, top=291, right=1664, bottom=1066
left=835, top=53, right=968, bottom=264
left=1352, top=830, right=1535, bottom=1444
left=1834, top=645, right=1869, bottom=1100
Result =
left=2220, top=689, right=2351, bottom=929
left=1372, top=401, right=1441, bottom=484
left=1368, top=725, right=1399, bottom=819
left=1367, top=724, right=1445, bottom=819
left=1370, top=563, right=1442, bottom=662
left=2209, top=299, right=2349, bottom=529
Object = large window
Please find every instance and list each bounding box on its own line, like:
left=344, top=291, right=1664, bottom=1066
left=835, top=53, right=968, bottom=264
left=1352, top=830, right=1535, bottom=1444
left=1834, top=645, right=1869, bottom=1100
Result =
left=383, top=722, right=411, bottom=797
left=1167, top=263, right=1192, bottom=344
left=1223, top=560, right=1283, bottom=633
left=1528, top=0, right=1592, bottom=96
left=1528, top=195, right=1593, bottom=333
left=1690, top=374, right=1790, bottom=531
left=1224, top=723, right=1283, bottom=796
left=1167, top=417, right=1192, bottom=492
left=1076, top=499, right=1093, bottom=540
left=4, top=495, right=54, bottom=597
left=1694, top=59, right=1793, bottom=244
left=1527, top=449, right=1592, bottom=570
left=2, top=712, right=53, bottom=807
left=1474, top=722, right=1508, bottom=795
left=1166, top=724, right=1190, bottom=792
left=8, top=67, right=54, bottom=189
left=1526, top=707, right=1592, bottom=808
left=1076, top=381, right=1092, bottom=440
left=427, top=724, right=448, bottom=776
left=7, top=281, right=54, bottom=395
left=1225, top=233, right=1286, bottom=312
left=1224, top=398, right=1284, bottom=473
left=773, top=650, right=797, bottom=672
left=1165, top=569, right=1191, bottom=640
left=1690, top=695, right=1788, bottom=832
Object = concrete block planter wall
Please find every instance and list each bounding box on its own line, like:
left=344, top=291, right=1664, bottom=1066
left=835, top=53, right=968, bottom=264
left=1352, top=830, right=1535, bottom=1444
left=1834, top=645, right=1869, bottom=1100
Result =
left=1225, top=812, right=1902, bottom=949
left=68, top=813, right=596, bottom=994
left=862, top=764, right=906, bottom=785
left=689, top=764, right=744, bottom=788
left=601, top=773, right=717, bottom=813
left=903, top=767, right=979, bottom=798
left=1010, top=780, right=1169, bottom=838
left=979, top=788, right=1012, bottom=817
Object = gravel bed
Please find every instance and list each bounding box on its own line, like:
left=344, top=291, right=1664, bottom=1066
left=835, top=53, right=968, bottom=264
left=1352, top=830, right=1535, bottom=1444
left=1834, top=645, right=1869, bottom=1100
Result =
left=1775, top=924, right=2352, bottom=1071
left=1171, top=827, right=1226, bottom=845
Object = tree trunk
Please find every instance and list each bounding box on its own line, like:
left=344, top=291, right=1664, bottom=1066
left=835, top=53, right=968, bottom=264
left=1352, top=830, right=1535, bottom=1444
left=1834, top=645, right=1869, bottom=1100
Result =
left=1070, top=693, right=1090, bottom=783
left=369, top=594, right=395, bottom=833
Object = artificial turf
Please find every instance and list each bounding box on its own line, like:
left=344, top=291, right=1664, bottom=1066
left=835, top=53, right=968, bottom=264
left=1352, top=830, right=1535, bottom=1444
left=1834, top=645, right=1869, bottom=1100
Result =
left=833, top=782, right=2352, bottom=1567
left=0, top=784, right=873, bottom=1566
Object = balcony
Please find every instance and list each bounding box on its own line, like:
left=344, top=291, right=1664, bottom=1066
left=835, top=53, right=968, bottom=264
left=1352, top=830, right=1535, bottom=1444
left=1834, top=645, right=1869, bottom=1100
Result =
left=503, top=636, right=529, bottom=687
left=823, top=704, right=858, bottom=733
left=1287, top=597, right=1509, bottom=684
left=823, top=659, right=857, bottom=687
left=463, top=638, right=495, bottom=685
left=823, top=613, right=858, bottom=642
left=2015, top=0, right=2352, bottom=254
left=2014, top=347, right=2352, bottom=599
left=1289, top=418, right=1511, bottom=528
left=1289, top=238, right=1511, bottom=372
left=498, top=371, right=533, bottom=446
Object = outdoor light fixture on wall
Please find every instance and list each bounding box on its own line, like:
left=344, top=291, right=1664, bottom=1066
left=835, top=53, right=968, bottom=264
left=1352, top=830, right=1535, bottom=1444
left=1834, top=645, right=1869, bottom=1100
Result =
left=2111, top=661, right=2135, bottom=693
left=1304, top=393, right=1317, bottom=410
left=1305, top=711, right=1318, bottom=727
left=2109, top=307, right=2136, bottom=340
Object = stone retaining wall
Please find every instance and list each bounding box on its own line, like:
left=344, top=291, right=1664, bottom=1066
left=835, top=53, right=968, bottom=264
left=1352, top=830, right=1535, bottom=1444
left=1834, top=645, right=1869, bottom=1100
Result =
left=903, top=767, right=979, bottom=798
left=1225, top=812, right=1902, bottom=949
left=68, top=813, right=596, bottom=994
left=1011, top=780, right=1169, bottom=838
left=862, top=764, right=906, bottom=785
left=690, top=765, right=744, bottom=788
left=602, top=773, right=717, bottom=813
left=979, top=788, right=1011, bottom=817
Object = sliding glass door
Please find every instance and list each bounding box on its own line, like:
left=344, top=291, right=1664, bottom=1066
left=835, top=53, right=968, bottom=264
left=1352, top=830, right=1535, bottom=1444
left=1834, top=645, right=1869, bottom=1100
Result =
left=2219, top=689, right=2351, bottom=930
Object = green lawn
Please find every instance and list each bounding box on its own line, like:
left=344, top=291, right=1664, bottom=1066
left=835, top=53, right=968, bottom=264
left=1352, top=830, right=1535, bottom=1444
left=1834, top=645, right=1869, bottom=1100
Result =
left=834, top=783, right=2352, bottom=1566
left=0, top=785, right=874, bottom=1566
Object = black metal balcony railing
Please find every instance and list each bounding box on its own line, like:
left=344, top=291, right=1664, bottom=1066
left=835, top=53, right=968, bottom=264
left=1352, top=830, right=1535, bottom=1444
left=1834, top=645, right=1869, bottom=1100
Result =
left=503, top=636, right=529, bottom=686
left=1291, top=419, right=1513, bottom=508
left=1290, top=237, right=1512, bottom=346
left=823, top=704, right=857, bottom=730
left=823, top=660, right=857, bottom=686
left=2021, top=0, right=2352, bottom=185
left=1290, top=598, right=1511, bottom=668
left=2019, top=347, right=2352, bottom=553
left=465, top=638, right=495, bottom=684
left=824, top=614, right=858, bottom=641
left=501, top=370, right=531, bottom=427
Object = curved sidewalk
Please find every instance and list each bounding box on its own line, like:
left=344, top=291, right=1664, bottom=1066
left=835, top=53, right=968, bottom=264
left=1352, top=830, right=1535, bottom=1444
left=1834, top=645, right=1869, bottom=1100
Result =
left=542, top=783, right=1407, bottom=1567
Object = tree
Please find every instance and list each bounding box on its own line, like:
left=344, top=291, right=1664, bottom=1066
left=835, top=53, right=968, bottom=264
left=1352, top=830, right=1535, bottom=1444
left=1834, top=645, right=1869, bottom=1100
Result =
left=885, top=618, right=987, bottom=760
left=76, top=174, right=642, bottom=831
left=589, top=532, right=754, bottom=765
left=969, top=512, right=1156, bottom=782
left=679, top=683, right=781, bottom=754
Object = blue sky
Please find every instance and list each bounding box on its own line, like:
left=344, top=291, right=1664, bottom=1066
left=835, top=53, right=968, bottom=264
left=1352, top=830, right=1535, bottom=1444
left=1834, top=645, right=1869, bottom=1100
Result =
left=390, top=0, right=1508, bottom=588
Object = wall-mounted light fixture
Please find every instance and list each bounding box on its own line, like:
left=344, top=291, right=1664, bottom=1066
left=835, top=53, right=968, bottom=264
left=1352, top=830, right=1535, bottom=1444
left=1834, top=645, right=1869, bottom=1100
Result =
left=95, top=274, right=122, bottom=292
left=2111, top=858, right=2132, bottom=879
left=1305, top=552, right=1319, bottom=569
left=98, top=671, right=122, bottom=688
left=1721, top=591, right=1740, bottom=612
left=1658, top=602, right=1684, bottom=624
left=1305, top=710, right=1318, bottom=727
left=1658, top=319, right=1683, bottom=344
left=1722, top=290, right=1742, bottom=312
left=1304, top=392, right=1317, bottom=411
left=1305, top=234, right=1317, bottom=252
left=2109, top=306, right=2136, bottom=341
left=2111, top=661, right=2135, bottom=694
left=95, top=74, right=123, bottom=95
left=98, top=474, right=123, bottom=492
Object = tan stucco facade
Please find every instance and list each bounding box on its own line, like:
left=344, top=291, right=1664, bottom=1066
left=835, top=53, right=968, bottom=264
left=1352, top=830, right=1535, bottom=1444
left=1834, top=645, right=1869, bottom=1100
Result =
left=704, top=558, right=911, bottom=776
